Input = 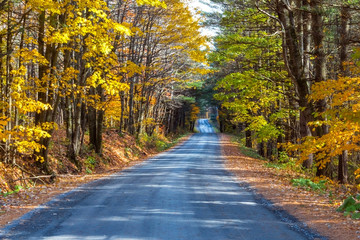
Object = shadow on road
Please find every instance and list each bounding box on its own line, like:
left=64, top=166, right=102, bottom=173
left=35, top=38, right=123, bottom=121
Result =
left=1, top=120, right=323, bottom=240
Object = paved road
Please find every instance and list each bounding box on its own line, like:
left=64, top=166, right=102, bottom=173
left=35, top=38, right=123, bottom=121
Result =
left=1, top=119, right=321, bottom=240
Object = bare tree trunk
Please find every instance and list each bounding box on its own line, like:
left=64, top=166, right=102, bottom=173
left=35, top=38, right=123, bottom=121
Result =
left=89, top=86, right=104, bottom=154
left=276, top=1, right=314, bottom=168
left=119, top=91, right=125, bottom=133
left=35, top=10, right=60, bottom=175
left=301, top=0, right=313, bottom=168
left=338, top=5, right=350, bottom=184
left=67, top=29, right=89, bottom=170
left=310, top=0, right=329, bottom=177
left=4, top=1, right=13, bottom=164
left=128, top=77, right=135, bottom=134
left=339, top=150, right=348, bottom=184
left=245, top=127, right=252, bottom=148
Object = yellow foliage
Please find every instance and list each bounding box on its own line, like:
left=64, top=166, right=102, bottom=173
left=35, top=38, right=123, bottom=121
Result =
left=143, top=118, right=156, bottom=127
left=15, top=48, right=48, bottom=65
left=355, top=169, right=360, bottom=179
left=288, top=73, right=360, bottom=176
left=0, top=117, right=9, bottom=128
left=0, top=0, right=207, bottom=164
left=0, top=117, right=9, bottom=142
left=7, top=124, right=53, bottom=155
left=27, top=0, right=62, bottom=13
left=113, top=23, right=133, bottom=36
left=190, top=104, right=200, bottom=121
left=104, top=97, right=122, bottom=127
left=136, top=0, right=167, bottom=8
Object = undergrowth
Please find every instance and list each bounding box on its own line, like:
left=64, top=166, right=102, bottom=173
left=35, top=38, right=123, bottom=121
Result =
left=1, top=185, right=24, bottom=197
left=231, top=138, right=264, bottom=160
left=84, top=155, right=97, bottom=174
left=240, top=145, right=265, bottom=160
left=229, top=133, right=360, bottom=220
left=138, top=131, right=189, bottom=152
left=291, top=178, right=328, bottom=192
left=264, top=151, right=303, bottom=173
left=230, top=136, right=265, bottom=160
left=337, top=195, right=360, bottom=219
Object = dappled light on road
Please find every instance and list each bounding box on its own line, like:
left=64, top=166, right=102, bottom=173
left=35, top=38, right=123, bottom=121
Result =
left=2, top=120, right=308, bottom=240
left=197, top=119, right=215, bottom=133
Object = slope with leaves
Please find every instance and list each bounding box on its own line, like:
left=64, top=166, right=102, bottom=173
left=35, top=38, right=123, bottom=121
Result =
left=221, top=133, right=360, bottom=240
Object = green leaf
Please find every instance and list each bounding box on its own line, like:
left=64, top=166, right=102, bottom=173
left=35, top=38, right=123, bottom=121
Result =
left=345, top=205, right=357, bottom=213
left=354, top=203, right=360, bottom=210
left=351, top=212, right=360, bottom=219
left=337, top=196, right=356, bottom=212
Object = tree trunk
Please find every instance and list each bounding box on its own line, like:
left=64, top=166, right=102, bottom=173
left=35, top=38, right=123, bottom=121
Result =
left=258, top=142, right=265, bottom=158
left=89, top=86, right=104, bottom=154
left=338, top=151, right=348, bottom=184
left=35, top=11, right=59, bottom=175
left=276, top=2, right=314, bottom=168
left=119, top=91, right=125, bottom=133
left=337, top=5, right=350, bottom=184
left=245, top=127, right=252, bottom=148
left=128, top=77, right=135, bottom=134
left=310, top=0, right=329, bottom=177
left=300, top=0, right=313, bottom=168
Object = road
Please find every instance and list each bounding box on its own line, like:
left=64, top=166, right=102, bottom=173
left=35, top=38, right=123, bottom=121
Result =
left=1, top=119, right=321, bottom=240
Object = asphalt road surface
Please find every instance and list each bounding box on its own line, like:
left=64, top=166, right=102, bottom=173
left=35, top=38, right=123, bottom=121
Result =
left=1, top=119, right=323, bottom=240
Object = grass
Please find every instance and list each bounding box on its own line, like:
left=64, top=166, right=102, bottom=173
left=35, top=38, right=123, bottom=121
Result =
left=337, top=195, right=360, bottom=219
left=1, top=185, right=24, bottom=197
left=265, top=160, right=303, bottom=172
left=138, top=131, right=190, bottom=153
left=230, top=136, right=265, bottom=160
left=239, top=145, right=265, bottom=160
left=84, top=155, right=97, bottom=174
left=291, top=178, right=327, bottom=192
left=156, top=133, right=190, bottom=151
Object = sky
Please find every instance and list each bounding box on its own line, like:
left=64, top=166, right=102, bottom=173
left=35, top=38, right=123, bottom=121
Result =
left=185, top=0, right=221, bottom=38
left=189, top=0, right=216, bottom=13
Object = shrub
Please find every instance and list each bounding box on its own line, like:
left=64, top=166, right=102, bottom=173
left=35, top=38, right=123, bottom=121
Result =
left=264, top=152, right=303, bottom=172
left=337, top=195, right=360, bottom=219
left=291, top=178, right=327, bottom=192
left=1, top=185, right=23, bottom=197
left=84, top=155, right=97, bottom=174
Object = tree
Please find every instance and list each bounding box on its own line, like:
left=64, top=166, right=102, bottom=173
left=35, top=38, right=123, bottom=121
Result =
left=207, top=0, right=360, bottom=183
left=210, top=1, right=292, bottom=158
left=0, top=0, right=207, bottom=178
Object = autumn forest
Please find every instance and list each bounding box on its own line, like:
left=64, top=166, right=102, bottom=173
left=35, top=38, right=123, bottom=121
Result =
left=209, top=0, right=360, bottom=187
left=1, top=0, right=360, bottom=205
left=0, top=0, right=207, bottom=177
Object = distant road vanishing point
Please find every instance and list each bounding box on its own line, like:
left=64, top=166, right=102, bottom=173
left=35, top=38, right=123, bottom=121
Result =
left=1, top=119, right=321, bottom=240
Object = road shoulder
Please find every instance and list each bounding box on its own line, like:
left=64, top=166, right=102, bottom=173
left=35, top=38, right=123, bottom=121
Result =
left=220, top=133, right=360, bottom=240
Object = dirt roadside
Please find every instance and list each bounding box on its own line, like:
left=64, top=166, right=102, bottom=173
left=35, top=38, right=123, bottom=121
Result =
left=220, top=133, right=360, bottom=240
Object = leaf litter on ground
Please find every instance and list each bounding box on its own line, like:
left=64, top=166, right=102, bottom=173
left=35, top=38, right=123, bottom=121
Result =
left=220, top=133, right=360, bottom=240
